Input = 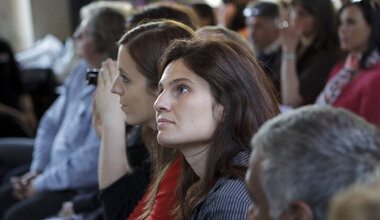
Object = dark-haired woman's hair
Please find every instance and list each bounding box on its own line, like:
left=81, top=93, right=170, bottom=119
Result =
left=339, top=0, right=380, bottom=69
left=159, top=38, right=280, bottom=219
left=291, top=0, right=339, bottom=50
left=118, top=20, right=195, bottom=219
left=127, top=2, right=200, bottom=30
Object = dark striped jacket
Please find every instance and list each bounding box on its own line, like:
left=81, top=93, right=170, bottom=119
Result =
left=191, top=152, right=252, bottom=219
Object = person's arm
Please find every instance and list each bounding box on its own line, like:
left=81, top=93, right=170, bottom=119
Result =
left=72, top=191, right=101, bottom=213
left=99, top=157, right=152, bottom=220
left=32, top=124, right=100, bottom=192
left=30, top=90, right=68, bottom=172
left=93, top=59, right=132, bottom=189
left=19, top=94, right=37, bottom=132
left=280, top=25, right=303, bottom=107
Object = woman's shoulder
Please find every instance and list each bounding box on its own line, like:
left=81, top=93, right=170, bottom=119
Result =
left=212, top=176, right=250, bottom=200
left=192, top=177, right=251, bottom=219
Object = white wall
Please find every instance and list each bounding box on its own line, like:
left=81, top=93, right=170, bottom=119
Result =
left=0, top=0, right=71, bottom=53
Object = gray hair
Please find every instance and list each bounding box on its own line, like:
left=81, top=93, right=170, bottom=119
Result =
left=251, top=106, right=380, bottom=220
left=80, top=5, right=127, bottom=59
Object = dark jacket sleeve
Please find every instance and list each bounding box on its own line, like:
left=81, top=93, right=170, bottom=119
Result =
left=72, top=190, right=101, bottom=213
left=99, top=157, right=152, bottom=220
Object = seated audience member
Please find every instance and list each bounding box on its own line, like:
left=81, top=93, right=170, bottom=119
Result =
left=246, top=105, right=380, bottom=220
left=155, top=37, right=279, bottom=219
left=0, top=38, right=37, bottom=137
left=216, top=0, right=249, bottom=32
left=280, top=0, right=342, bottom=107
left=329, top=177, right=380, bottom=220
left=189, top=2, right=216, bottom=27
left=0, top=6, right=126, bottom=220
left=244, top=1, right=281, bottom=95
left=93, top=20, right=195, bottom=220
left=316, top=0, right=380, bottom=125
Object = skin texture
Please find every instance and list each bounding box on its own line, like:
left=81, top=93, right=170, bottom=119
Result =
left=154, top=58, right=222, bottom=178
left=112, top=45, right=157, bottom=128
left=338, top=5, right=371, bottom=55
left=94, top=45, right=158, bottom=189
left=73, top=19, right=104, bottom=69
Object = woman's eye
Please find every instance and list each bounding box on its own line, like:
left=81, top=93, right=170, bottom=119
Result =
left=178, top=85, right=189, bottom=94
left=121, top=75, right=129, bottom=83
left=347, top=18, right=356, bottom=25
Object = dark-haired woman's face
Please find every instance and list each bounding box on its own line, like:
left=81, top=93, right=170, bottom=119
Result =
left=112, top=45, right=157, bottom=128
left=338, top=5, right=371, bottom=53
left=290, top=5, right=316, bottom=37
left=154, top=58, right=223, bottom=149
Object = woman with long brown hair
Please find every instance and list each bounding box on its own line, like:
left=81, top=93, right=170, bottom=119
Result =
left=154, top=37, right=279, bottom=219
left=93, top=20, right=195, bottom=220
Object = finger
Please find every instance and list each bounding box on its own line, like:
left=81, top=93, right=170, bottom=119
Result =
left=108, top=60, right=118, bottom=80
left=103, top=59, right=115, bottom=83
left=98, top=66, right=106, bottom=88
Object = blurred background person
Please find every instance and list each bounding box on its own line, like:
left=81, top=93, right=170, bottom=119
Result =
left=189, top=2, right=216, bottom=27
left=216, top=0, right=249, bottom=33
left=0, top=38, right=37, bottom=138
left=316, top=0, right=380, bottom=125
left=280, top=0, right=343, bottom=107
left=329, top=177, right=380, bottom=220
left=244, top=0, right=281, bottom=98
left=0, top=5, right=126, bottom=220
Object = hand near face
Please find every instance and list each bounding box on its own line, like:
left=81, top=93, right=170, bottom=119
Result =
left=93, top=59, right=124, bottom=129
left=279, top=24, right=302, bottom=53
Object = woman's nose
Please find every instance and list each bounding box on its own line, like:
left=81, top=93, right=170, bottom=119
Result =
left=154, top=92, right=170, bottom=112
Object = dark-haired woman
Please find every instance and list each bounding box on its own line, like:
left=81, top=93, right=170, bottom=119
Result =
left=154, top=37, right=279, bottom=219
left=316, top=0, right=380, bottom=125
left=280, top=0, right=343, bottom=107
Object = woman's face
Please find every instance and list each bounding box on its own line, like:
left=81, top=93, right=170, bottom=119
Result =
left=112, top=45, right=157, bottom=128
left=73, top=19, right=102, bottom=68
left=338, top=5, right=371, bottom=53
left=290, top=5, right=316, bottom=37
left=154, top=58, right=222, bottom=149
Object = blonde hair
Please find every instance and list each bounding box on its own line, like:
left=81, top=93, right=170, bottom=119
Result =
left=329, top=176, right=380, bottom=220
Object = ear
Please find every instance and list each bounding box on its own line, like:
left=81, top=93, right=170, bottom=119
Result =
left=213, top=103, right=224, bottom=121
left=281, top=201, right=314, bottom=220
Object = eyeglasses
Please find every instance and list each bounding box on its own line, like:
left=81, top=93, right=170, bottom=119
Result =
left=243, top=8, right=261, bottom=17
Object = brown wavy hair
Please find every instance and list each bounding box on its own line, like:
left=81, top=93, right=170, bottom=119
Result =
left=118, top=20, right=195, bottom=219
left=159, top=38, right=280, bottom=219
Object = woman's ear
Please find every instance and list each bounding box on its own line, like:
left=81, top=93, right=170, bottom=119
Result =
left=282, top=201, right=314, bottom=220
left=213, top=103, right=224, bottom=121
